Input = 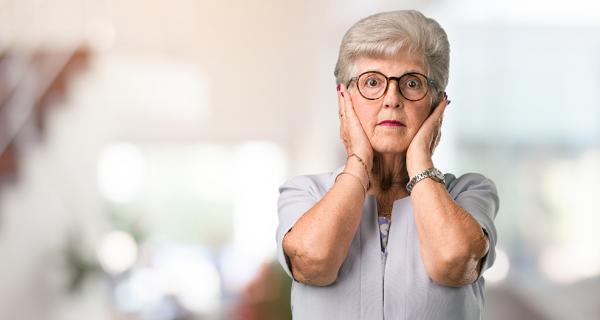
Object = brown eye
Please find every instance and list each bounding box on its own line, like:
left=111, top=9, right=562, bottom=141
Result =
left=407, top=79, right=419, bottom=88
left=403, top=77, right=423, bottom=90
left=366, top=78, right=380, bottom=87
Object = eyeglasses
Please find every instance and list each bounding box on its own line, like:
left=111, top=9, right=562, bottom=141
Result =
left=347, top=71, right=437, bottom=101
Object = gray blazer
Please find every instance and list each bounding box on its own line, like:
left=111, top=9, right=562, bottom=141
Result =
left=276, top=165, right=499, bottom=320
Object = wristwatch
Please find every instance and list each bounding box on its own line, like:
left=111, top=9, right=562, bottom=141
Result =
left=406, top=167, right=445, bottom=193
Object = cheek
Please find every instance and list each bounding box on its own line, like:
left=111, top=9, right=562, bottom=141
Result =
left=413, top=102, right=433, bottom=125
left=417, top=109, right=431, bottom=125
left=356, top=107, right=378, bottom=133
left=351, top=96, right=379, bottom=133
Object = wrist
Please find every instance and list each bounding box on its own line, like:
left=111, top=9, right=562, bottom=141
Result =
left=350, top=152, right=372, bottom=170
left=345, top=157, right=370, bottom=189
left=406, top=167, right=445, bottom=194
left=407, top=157, right=433, bottom=178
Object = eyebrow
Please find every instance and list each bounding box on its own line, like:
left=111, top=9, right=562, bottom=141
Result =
left=363, top=69, right=426, bottom=76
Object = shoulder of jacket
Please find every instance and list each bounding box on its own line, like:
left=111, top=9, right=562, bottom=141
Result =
left=444, top=172, right=497, bottom=193
left=280, top=165, right=344, bottom=196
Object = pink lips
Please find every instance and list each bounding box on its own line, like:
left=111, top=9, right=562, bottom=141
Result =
left=378, top=120, right=405, bottom=127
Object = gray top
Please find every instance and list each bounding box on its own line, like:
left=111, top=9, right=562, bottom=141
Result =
left=276, top=165, right=499, bottom=320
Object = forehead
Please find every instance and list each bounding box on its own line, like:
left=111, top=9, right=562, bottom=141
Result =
left=354, top=48, right=426, bottom=75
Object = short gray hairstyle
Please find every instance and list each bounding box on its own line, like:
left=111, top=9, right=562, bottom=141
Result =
left=334, top=10, right=450, bottom=94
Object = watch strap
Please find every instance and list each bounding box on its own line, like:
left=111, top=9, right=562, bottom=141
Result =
left=406, top=167, right=444, bottom=193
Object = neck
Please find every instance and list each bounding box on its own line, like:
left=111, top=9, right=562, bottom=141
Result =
left=369, top=152, right=410, bottom=199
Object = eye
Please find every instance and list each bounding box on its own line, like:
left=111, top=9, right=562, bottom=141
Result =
left=402, top=76, right=423, bottom=90
left=366, top=77, right=381, bottom=87
left=407, top=79, right=419, bottom=88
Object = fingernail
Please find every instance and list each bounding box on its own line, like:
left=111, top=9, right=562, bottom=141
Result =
left=341, top=92, right=344, bottom=97
left=447, top=100, right=451, bottom=105
left=336, top=84, right=340, bottom=92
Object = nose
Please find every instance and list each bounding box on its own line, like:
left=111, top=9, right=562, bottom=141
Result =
left=383, top=79, right=403, bottom=109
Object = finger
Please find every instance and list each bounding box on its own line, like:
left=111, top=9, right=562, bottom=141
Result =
left=337, top=85, right=345, bottom=118
left=337, top=87, right=342, bottom=119
left=340, top=83, right=370, bottom=157
left=337, top=85, right=351, bottom=152
left=433, top=129, right=441, bottom=152
left=338, top=95, right=342, bottom=118
left=339, top=100, right=345, bottom=140
left=422, top=95, right=449, bottom=130
left=429, top=125, right=439, bottom=154
left=432, top=110, right=444, bottom=154
left=340, top=83, right=358, bottom=121
left=432, top=95, right=449, bottom=118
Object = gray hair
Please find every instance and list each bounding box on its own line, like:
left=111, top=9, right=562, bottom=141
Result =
left=334, top=10, right=450, bottom=94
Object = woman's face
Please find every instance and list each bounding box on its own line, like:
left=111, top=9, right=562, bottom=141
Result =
left=348, top=49, right=435, bottom=155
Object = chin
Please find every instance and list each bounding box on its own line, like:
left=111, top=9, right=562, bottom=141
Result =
left=370, top=134, right=409, bottom=154
left=372, top=143, right=408, bottom=155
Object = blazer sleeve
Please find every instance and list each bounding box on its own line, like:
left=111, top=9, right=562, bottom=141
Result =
left=445, top=173, right=500, bottom=281
left=275, top=175, right=321, bottom=279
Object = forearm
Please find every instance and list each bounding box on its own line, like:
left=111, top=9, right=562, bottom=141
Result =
left=283, top=157, right=369, bottom=285
left=409, top=160, right=489, bottom=286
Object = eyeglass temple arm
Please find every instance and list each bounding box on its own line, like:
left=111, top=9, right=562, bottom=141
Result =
left=345, top=77, right=357, bottom=88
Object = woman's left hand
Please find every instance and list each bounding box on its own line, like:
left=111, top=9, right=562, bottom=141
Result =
left=406, top=93, right=450, bottom=176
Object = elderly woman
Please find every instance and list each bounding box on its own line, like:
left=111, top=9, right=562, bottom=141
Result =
left=276, top=10, right=498, bottom=320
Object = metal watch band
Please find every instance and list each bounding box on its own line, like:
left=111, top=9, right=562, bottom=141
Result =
left=406, top=167, right=444, bottom=193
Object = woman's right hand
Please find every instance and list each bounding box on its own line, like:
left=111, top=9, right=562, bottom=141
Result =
left=337, top=83, right=374, bottom=169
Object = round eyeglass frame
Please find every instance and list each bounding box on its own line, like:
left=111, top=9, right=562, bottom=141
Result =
left=347, top=71, right=438, bottom=101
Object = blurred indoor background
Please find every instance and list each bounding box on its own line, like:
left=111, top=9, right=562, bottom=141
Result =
left=1, top=0, right=599, bottom=319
